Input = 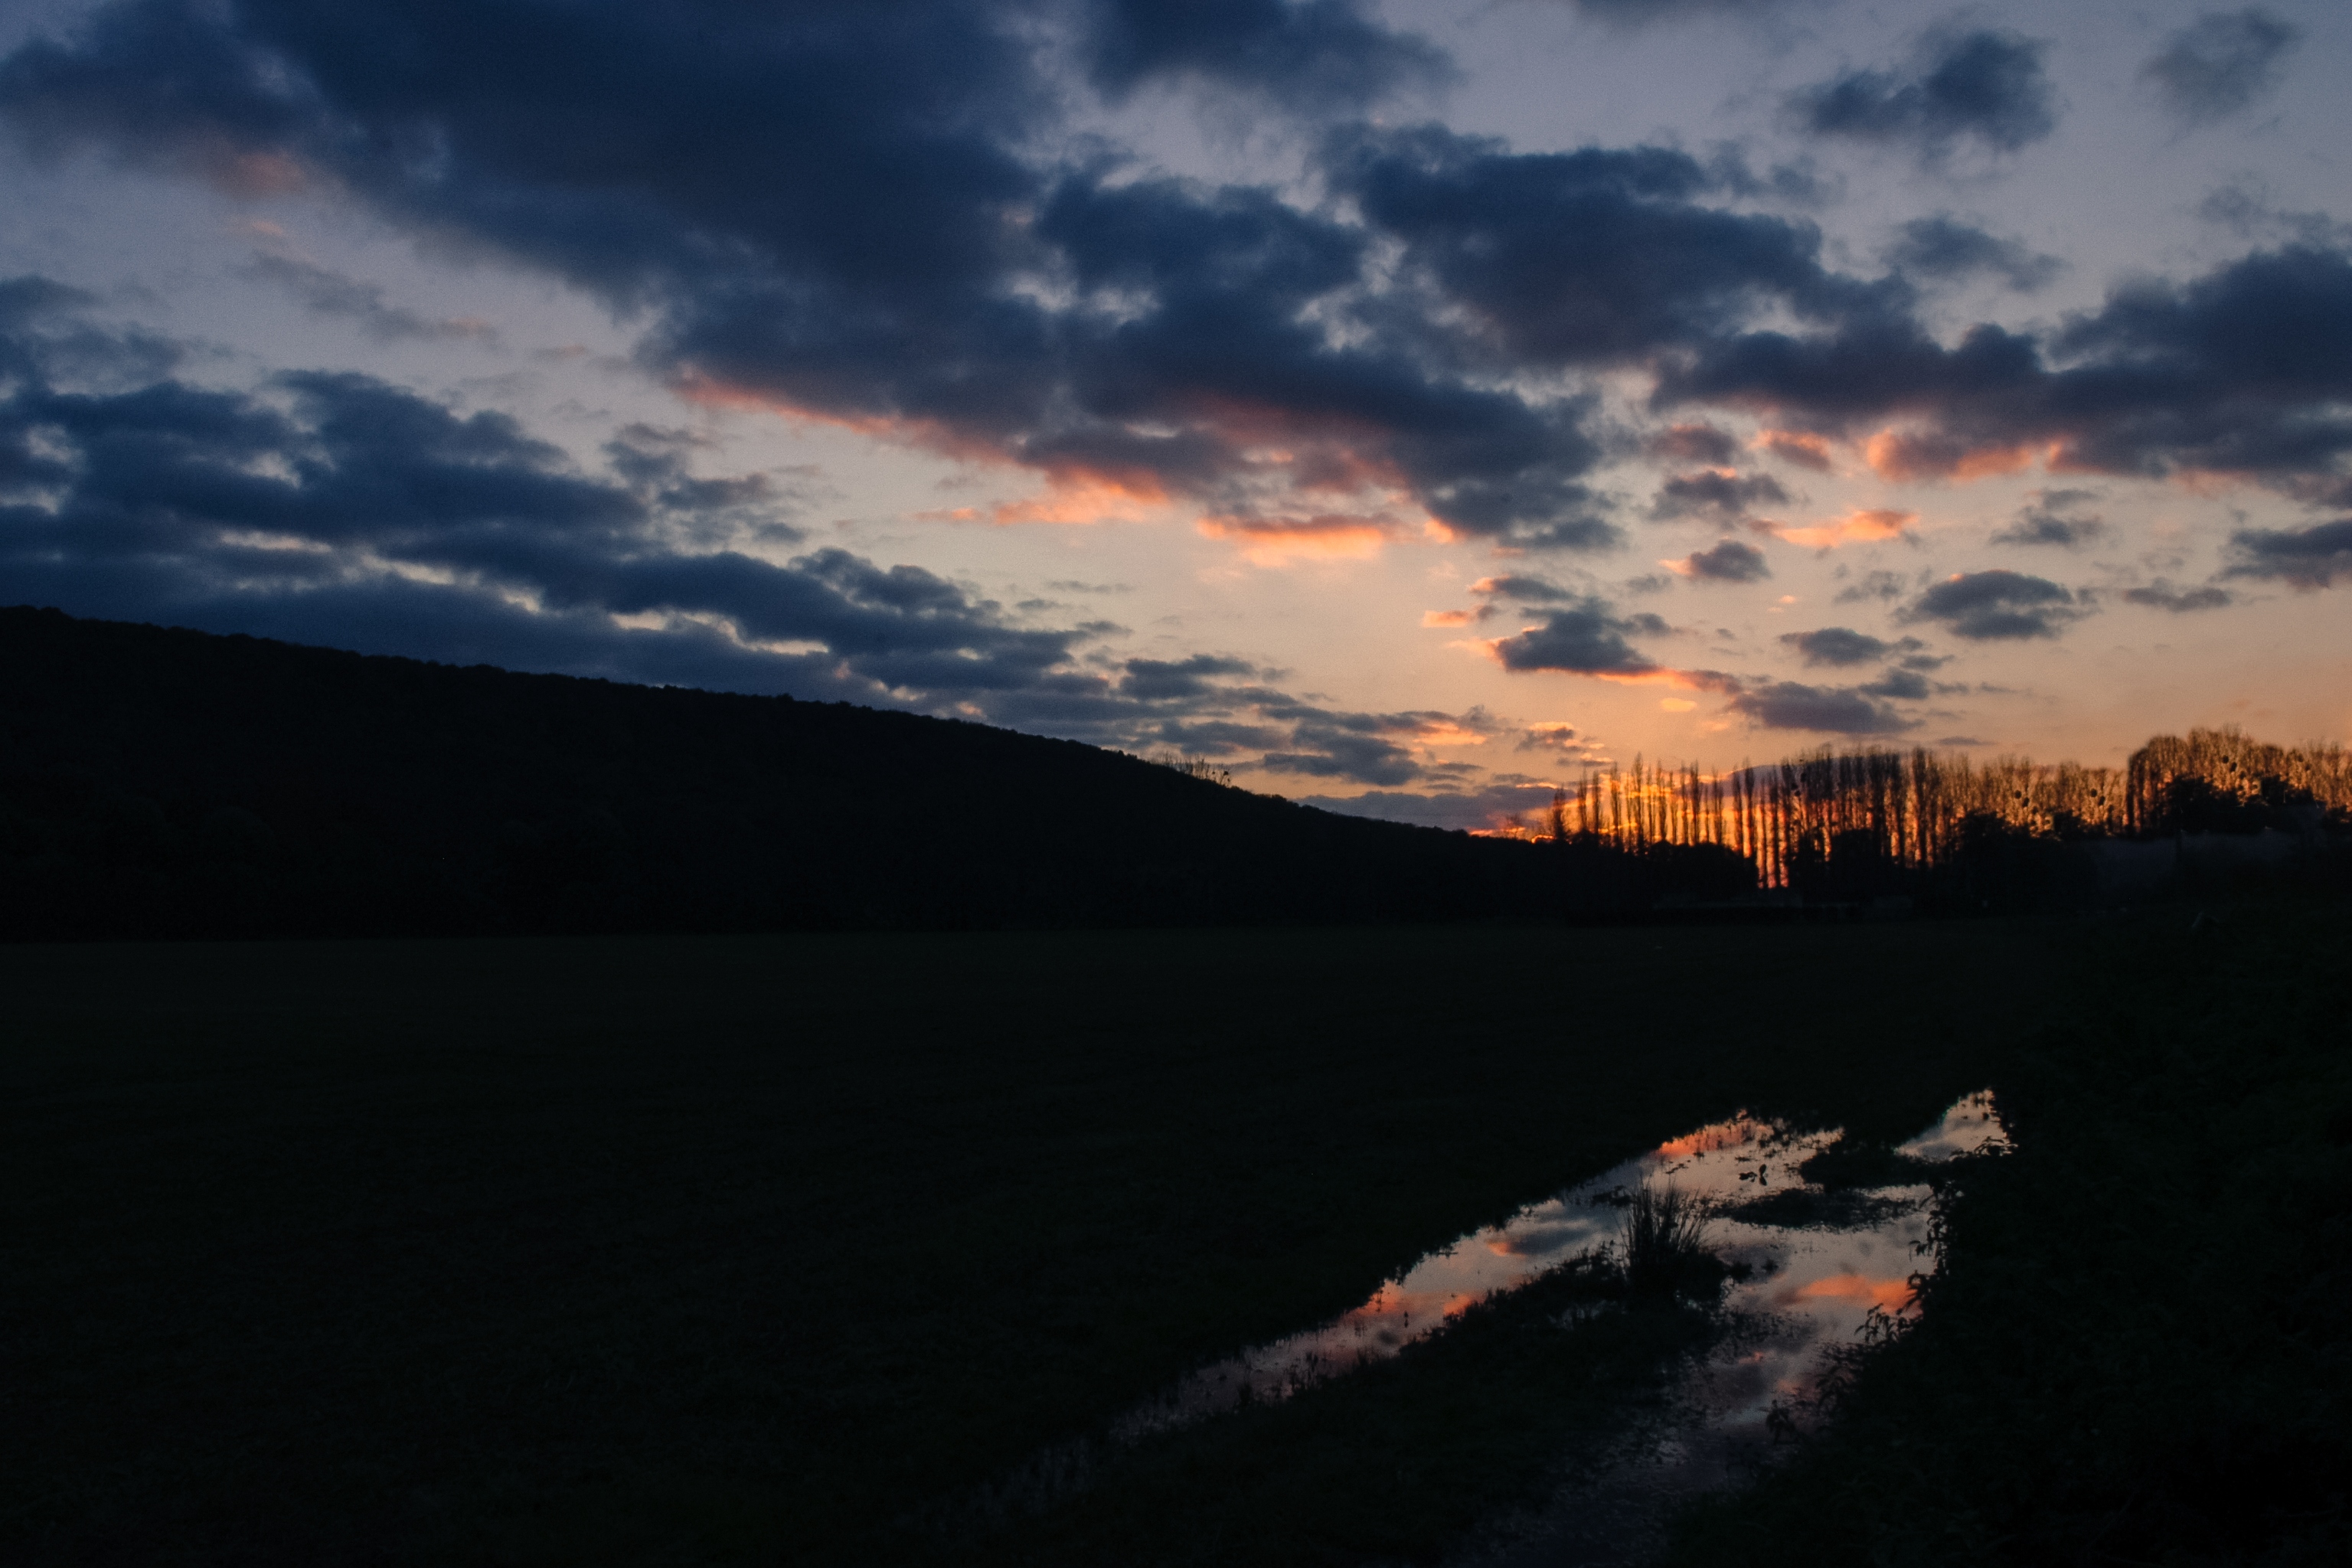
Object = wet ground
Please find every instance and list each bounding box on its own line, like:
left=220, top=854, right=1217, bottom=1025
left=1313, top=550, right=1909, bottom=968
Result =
left=1069, top=1092, right=2010, bottom=1563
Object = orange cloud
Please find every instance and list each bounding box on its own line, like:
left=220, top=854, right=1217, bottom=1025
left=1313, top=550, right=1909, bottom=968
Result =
left=1198, top=512, right=1398, bottom=565
left=1764, top=508, right=1917, bottom=549
left=1407, top=719, right=1489, bottom=747
left=1422, top=606, right=1494, bottom=627
left=1753, top=430, right=1834, bottom=472
left=991, top=473, right=1168, bottom=524
left=1864, top=430, right=2053, bottom=483
left=1588, top=666, right=1741, bottom=693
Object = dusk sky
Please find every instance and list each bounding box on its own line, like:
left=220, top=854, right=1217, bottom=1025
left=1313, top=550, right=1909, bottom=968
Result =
left=2, top=0, right=2347, bottom=830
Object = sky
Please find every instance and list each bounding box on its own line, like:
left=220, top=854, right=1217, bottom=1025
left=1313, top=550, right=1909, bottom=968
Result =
left=2, top=0, right=2347, bottom=831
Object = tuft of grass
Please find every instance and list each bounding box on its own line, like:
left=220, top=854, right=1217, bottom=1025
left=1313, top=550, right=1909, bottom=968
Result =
left=1619, top=1183, right=1713, bottom=1298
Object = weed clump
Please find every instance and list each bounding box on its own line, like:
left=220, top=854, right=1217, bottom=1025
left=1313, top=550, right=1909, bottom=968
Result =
left=1619, top=1184, right=1716, bottom=1298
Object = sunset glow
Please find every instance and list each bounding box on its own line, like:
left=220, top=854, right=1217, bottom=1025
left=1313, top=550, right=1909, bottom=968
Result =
left=0, top=0, right=2341, bottom=830
left=1766, top=509, right=1920, bottom=550
left=1196, top=513, right=1400, bottom=564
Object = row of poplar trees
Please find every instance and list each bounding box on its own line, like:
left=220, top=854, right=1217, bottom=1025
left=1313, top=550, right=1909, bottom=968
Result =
left=1543, top=727, right=2352, bottom=890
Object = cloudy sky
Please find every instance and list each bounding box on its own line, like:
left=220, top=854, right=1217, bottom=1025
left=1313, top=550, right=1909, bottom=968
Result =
left=2, top=0, right=2347, bottom=830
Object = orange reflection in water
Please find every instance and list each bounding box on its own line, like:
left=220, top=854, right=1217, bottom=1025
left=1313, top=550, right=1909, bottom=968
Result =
left=1795, top=1272, right=1916, bottom=1314
left=1108, top=1094, right=2001, bottom=1446
left=1655, top=1120, right=1770, bottom=1159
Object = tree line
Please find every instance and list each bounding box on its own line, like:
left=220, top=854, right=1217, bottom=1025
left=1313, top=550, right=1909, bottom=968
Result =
left=1535, top=727, right=2352, bottom=894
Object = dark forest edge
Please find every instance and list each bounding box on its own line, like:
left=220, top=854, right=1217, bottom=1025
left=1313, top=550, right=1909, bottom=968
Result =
left=3, top=604, right=2347, bottom=939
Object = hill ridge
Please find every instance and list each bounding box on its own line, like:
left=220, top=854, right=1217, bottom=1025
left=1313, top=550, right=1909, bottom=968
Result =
left=0, top=605, right=1568, bottom=937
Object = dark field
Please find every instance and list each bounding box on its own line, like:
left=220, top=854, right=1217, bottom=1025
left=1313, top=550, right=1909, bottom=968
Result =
left=4, top=920, right=2063, bottom=1564
left=1663, top=900, right=2352, bottom=1567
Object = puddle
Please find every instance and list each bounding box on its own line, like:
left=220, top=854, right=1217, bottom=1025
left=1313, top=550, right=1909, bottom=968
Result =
left=1116, top=1090, right=2006, bottom=1446
left=1460, top=1089, right=2008, bottom=1568
left=952, top=1093, right=2008, bottom=1547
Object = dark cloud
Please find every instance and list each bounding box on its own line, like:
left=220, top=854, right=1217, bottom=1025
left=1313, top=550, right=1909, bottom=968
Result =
left=5, top=0, right=2349, bottom=583
left=1331, top=126, right=1880, bottom=372
left=1245, top=699, right=1493, bottom=785
left=0, top=273, right=180, bottom=388
left=1750, top=429, right=1834, bottom=472
left=1835, top=570, right=1913, bottom=604
left=1491, top=599, right=1664, bottom=675
left=1515, top=722, right=1583, bottom=753
left=1883, top=216, right=2063, bottom=292
left=2122, top=580, right=2233, bottom=612
left=1779, top=626, right=1888, bottom=667
left=2223, top=517, right=2352, bottom=587
left=1118, top=653, right=1259, bottom=700
left=1678, top=539, right=1769, bottom=582
left=2195, top=181, right=2349, bottom=250
left=602, top=425, right=812, bottom=541
left=1648, top=467, right=1789, bottom=522
left=1258, top=738, right=1418, bottom=785
left=1726, top=680, right=1912, bottom=735
left=1567, top=0, right=1796, bottom=25
left=1991, top=489, right=2105, bottom=547
left=1790, top=28, right=2056, bottom=161
left=0, top=343, right=1077, bottom=691
left=0, top=3, right=1631, bottom=554
left=1471, top=573, right=1576, bottom=603
left=1510, top=514, right=1625, bottom=551
left=1082, top=0, right=1450, bottom=110
left=240, top=252, right=498, bottom=345
left=1647, top=422, right=1740, bottom=465
left=2142, top=9, right=2301, bottom=126
left=1857, top=666, right=1931, bottom=700
left=1664, top=245, right=2352, bottom=504
left=1903, top=570, right=2083, bottom=639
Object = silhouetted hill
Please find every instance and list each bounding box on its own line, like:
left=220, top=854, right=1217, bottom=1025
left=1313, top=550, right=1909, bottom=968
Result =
left=0, top=606, right=1593, bottom=938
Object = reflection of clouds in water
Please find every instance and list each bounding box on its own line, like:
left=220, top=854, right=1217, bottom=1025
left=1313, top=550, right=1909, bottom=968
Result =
left=1900, top=1089, right=2008, bottom=1163
left=1485, top=1217, right=1609, bottom=1257
left=1115, top=1093, right=2004, bottom=1442
left=1790, top=1272, right=1916, bottom=1314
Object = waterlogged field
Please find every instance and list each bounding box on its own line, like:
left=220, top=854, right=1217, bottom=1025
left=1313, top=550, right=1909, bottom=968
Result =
left=1661, top=900, right=2352, bottom=1568
left=1114, top=1093, right=2005, bottom=1440
left=4, top=921, right=2072, bottom=1565
left=960, top=1091, right=2009, bottom=1567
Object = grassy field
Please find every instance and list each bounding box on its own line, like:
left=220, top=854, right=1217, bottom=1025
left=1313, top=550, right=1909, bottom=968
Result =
left=4, top=920, right=2070, bottom=1565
